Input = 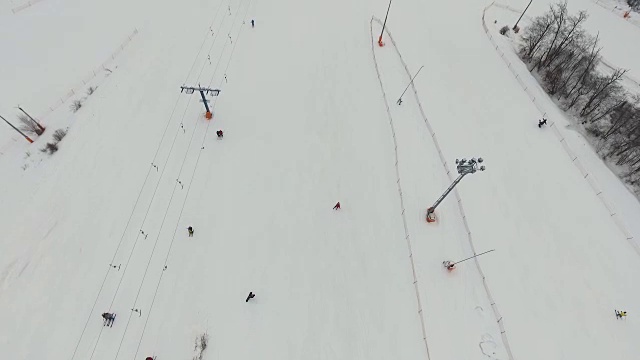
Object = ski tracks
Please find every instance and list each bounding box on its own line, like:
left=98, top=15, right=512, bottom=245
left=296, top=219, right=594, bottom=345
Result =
left=369, top=16, right=515, bottom=360
left=369, top=17, right=432, bottom=360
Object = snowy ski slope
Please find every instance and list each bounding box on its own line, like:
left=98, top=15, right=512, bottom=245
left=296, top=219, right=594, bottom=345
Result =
left=1, top=0, right=640, bottom=359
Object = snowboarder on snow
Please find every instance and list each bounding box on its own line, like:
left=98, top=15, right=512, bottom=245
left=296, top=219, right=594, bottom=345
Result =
left=251, top=19, right=255, bottom=28
left=538, top=118, right=548, bottom=128
left=246, top=291, right=255, bottom=302
left=188, top=226, right=194, bottom=237
left=217, top=130, right=224, bottom=139
left=333, top=202, right=341, bottom=210
left=102, top=312, right=115, bottom=326
left=616, top=310, right=627, bottom=319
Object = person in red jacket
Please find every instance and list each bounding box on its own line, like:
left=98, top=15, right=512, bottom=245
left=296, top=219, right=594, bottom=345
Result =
left=333, top=202, right=341, bottom=210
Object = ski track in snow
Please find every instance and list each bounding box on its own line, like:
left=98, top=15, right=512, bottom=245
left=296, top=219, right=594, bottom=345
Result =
left=369, top=17, right=433, bottom=360
left=370, top=16, right=513, bottom=360
left=9, top=0, right=46, bottom=14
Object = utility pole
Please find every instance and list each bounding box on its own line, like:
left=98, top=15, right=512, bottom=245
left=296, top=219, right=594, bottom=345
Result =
left=17, top=106, right=45, bottom=134
left=378, top=0, right=393, bottom=47
left=397, top=66, right=424, bottom=105
left=180, top=85, right=221, bottom=119
left=426, top=157, right=485, bottom=223
left=513, top=0, right=533, bottom=31
left=0, top=114, right=34, bottom=143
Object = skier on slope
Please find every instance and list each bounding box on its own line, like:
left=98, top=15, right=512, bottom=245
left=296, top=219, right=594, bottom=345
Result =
left=333, top=202, right=341, bottom=210
left=217, top=130, right=224, bottom=139
left=616, top=310, right=627, bottom=319
left=246, top=291, right=255, bottom=302
left=188, top=226, right=194, bottom=237
left=251, top=19, right=255, bottom=28
left=538, top=118, right=548, bottom=128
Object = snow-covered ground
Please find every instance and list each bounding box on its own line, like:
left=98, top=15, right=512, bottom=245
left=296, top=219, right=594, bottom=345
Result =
left=1, top=0, right=640, bottom=359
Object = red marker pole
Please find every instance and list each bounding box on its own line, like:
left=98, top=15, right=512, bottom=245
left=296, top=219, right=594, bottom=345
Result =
left=378, top=0, right=393, bottom=47
left=1, top=114, right=34, bottom=143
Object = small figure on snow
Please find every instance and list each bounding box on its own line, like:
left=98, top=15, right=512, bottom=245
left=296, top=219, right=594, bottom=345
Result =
left=251, top=19, right=255, bottom=28
left=616, top=310, right=627, bottom=319
left=246, top=291, right=255, bottom=302
left=102, top=312, right=116, bottom=326
left=188, top=226, right=194, bottom=237
left=333, top=202, right=341, bottom=210
left=442, top=261, right=455, bottom=271
left=538, top=118, right=548, bottom=128
left=217, top=130, right=224, bottom=139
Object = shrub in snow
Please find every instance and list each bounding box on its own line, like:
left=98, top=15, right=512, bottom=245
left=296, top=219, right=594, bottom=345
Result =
left=199, top=333, right=208, bottom=352
left=87, top=86, right=95, bottom=95
left=53, top=128, right=67, bottom=142
left=18, top=114, right=44, bottom=136
left=499, top=25, right=510, bottom=35
left=70, top=100, right=83, bottom=113
left=192, top=333, right=209, bottom=360
left=41, top=142, right=59, bottom=154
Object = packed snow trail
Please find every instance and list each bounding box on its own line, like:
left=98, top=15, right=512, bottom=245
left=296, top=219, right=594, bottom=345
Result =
left=369, top=17, right=434, bottom=360
left=371, top=16, right=510, bottom=360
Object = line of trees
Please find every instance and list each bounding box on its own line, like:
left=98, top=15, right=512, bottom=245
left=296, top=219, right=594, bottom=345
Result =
left=519, top=1, right=640, bottom=191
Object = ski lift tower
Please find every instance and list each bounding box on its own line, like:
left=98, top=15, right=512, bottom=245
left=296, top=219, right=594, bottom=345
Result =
left=426, top=157, right=485, bottom=223
left=180, top=85, right=221, bottom=119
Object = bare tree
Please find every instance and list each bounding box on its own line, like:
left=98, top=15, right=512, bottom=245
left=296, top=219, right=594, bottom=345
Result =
left=518, top=1, right=640, bottom=189
left=520, top=12, right=555, bottom=61
left=533, top=1, right=568, bottom=71
left=561, top=33, right=601, bottom=98
left=541, top=11, right=588, bottom=69
left=579, top=69, right=627, bottom=117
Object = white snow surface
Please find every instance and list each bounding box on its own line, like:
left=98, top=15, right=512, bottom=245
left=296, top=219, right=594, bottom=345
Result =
left=0, top=0, right=639, bottom=359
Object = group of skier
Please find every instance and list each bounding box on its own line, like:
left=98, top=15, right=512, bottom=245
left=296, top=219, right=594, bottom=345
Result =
left=101, top=313, right=116, bottom=326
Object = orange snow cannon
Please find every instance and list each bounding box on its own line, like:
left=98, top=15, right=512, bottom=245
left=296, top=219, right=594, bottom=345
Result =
left=426, top=208, right=437, bottom=223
